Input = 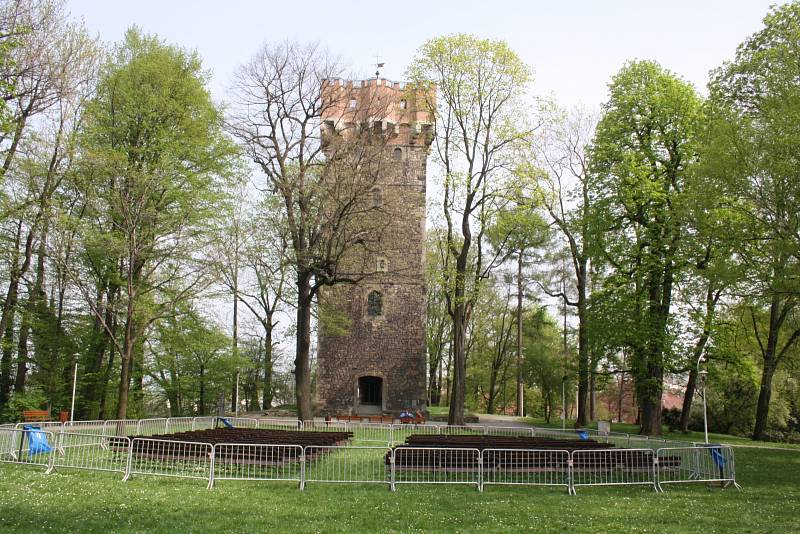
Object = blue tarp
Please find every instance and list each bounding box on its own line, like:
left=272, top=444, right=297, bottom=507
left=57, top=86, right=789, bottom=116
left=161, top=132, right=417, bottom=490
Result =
left=22, top=425, right=52, bottom=457
left=577, top=430, right=590, bottom=440
left=219, top=417, right=234, bottom=429
left=708, top=445, right=726, bottom=470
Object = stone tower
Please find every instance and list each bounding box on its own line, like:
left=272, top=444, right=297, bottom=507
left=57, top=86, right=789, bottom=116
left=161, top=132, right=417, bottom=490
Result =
left=316, top=78, right=434, bottom=416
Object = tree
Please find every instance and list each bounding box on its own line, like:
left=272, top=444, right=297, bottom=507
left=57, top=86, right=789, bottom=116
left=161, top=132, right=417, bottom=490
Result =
left=489, top=184, right=548, bottom=417
left=530, top=104, right=596, bottom=426
left=73, top=28, right=235, bottom=419
left=228, top=41, right=393, bottom=421
left=424, top=231, right=451, bottom=406
left=705, top=2, right=800, bottom=440
left=588, top=60, right=702, bottom=435
left=0, top=0, right=98, bottom=412
left=212, top=191, right=290, bottom=412
left=407, top=34, right=533, bottom=425
left=148, top=306, right=234, bottom=416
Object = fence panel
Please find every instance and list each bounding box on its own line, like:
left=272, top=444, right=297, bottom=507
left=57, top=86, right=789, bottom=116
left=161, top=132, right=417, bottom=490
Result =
left=438, top=425, right=485, bottom=436
left=192, top=417, right=217, bottom=431
left=304, top=445, right=390, bottom=488
left=531, top=427, right=577, bottom=440
left=656, top=446, right=737, bottom=489
left=212, top=443, right=303, bottom=487
left=392, top=446, right=481, bottom=490
left=0, top=428, right=55, bottom=469
left=137, top=418, right=168, bottom=436
left=63, top=420, right=106, bottom=438
left=165, top=417, right=194, bottom=434
left=14, top=421, right=63, bottom=433
left=571, top=448, right=656, bottom=493
left=346, top=423, right=393, bottom=445
left=593, top=432, right=631, bottom=448
left=127, top=438, right=213, bottom=487
left=257, top=418, right=303, bottom=431
left=484, top=426, right=535, bottom=438
left=303, top=420, right=349, bottom=433
left=103, top=419, right=140, bottom=438
left=483, top=448, right=570, bottom=490
left=54, top=432, right=130, bottom=475
left=391, top=423, right=438, bottom=444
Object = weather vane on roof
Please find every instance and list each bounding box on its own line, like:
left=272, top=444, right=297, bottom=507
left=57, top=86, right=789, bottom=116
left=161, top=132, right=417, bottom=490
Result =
left=374, top=55, right=385, bottom=78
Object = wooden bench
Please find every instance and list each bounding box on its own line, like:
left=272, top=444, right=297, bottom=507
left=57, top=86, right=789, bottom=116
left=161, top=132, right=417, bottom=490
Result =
left=22, top=410, right=50, bottom=423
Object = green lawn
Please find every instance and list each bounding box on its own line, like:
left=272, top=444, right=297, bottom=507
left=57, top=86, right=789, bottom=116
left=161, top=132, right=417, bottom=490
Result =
left=1, top=443, right=799, bottom=533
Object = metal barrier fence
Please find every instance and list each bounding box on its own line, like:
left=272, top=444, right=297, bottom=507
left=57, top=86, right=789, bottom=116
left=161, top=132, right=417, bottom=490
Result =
left=656, top=445, right=739, bottom=490
left=482, top=448, right=570, bottom=491
left=212, top=443, right=303, bottom=488
left=304, top=445, right=390, bottom=489
left=571, top=448, right=657, bottom=494
left=53, top=432, right=130, bottom=476
left=126, top=438, right=214, bottom=489
left=257, top=418, right=302, bottom=431
left=103, top=419, right=140, bottom=438
left=391, top=446, right=482, bottom=490
left=192, top=416, right=217, bottom=430
left=0, top=431, right=740, bottom=494
left=0, top=428, right=55, bottom=469
left=484, top=426, right=535, bottom=437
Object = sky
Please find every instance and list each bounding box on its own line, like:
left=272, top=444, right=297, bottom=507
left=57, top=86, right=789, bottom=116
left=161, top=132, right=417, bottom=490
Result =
left=61, top=0, right=788, bottom=360
left=67, top=0, right=786, bottom=109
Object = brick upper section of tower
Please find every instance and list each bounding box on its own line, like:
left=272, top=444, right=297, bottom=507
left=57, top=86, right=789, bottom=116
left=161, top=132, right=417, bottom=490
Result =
left=321, top=78, right=435, bottom=147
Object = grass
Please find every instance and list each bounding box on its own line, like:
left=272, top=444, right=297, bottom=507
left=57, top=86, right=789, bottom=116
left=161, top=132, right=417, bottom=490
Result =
left=1, top=441, right=799, bottom=533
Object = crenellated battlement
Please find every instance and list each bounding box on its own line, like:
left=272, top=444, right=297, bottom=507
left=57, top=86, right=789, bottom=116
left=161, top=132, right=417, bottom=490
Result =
left=321, top=77, right=435, bottom=146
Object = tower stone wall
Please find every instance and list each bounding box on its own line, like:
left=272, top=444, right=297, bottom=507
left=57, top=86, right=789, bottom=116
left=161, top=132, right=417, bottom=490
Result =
left=316, top=78, right=434, bottom=416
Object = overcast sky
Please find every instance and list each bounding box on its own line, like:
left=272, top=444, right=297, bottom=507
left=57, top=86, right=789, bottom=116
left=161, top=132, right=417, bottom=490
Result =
left=67, top=0, right=786, bottom=110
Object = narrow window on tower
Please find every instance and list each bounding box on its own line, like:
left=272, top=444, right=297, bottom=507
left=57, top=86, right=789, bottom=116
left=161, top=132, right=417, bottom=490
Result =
left=376, top=257, right=388, bottom=273
left=393, top=147, right=402, bottom=161
left=399, top=99, right=407, bottom=110
left=367, top=291, right=383, bottom=316
left=349, top=98, right=357, bottom=109
left=371, top=187, right=382, bottom=208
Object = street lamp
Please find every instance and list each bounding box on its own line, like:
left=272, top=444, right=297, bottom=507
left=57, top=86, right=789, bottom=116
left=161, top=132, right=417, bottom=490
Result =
left=697, top=355, right=709, bottom=444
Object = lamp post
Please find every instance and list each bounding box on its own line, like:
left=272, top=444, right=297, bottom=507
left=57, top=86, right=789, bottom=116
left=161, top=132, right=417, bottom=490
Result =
left=561, top=375, right=567, bottom=431
left=697, top=355, right=709, bottom=444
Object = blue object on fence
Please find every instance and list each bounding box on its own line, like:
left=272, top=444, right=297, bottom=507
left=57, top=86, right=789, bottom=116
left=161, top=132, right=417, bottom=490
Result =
left=22, top=425, right=52, bottom=457
left=219, top=417, right=234, bottom=429
left=708, top=445, right=726, bottom=469
left=577, top=430, right=590, bottom=440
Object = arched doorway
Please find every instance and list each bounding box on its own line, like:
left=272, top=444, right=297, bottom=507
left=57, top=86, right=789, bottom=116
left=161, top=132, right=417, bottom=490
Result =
left=357, top=376, right=383, bottom=414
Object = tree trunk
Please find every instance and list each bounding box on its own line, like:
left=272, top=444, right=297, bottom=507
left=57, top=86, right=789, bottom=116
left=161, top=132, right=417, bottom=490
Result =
left=680, top=369, right=697, bottom=432
left=753, top=297, right=783, bottom=440
left=447, top=300, right=467, bottom=426
left=97, top=289, right=117, bottom=420
left=753, top=360, right=777, bottom=440
left=294, top=271, right=314, bottom=421
left=116, top=310, right=136, bottom=419
left=486, top=364, right=498, bottom=414
left=262, top=333, right=273, bottom=410
left=515, top=252, right=524, bottom=416
left=230, top=276, right=238, bottom=412
left=576, top=259, right=589, bottom=426
left=198, top=363, right=206, bottom=416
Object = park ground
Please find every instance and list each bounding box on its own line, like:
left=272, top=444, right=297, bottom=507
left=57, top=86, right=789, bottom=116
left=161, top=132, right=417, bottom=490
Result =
left=0, top=418, right=799, bottom=533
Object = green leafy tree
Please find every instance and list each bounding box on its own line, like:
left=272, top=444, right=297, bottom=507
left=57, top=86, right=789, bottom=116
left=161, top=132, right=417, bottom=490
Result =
left=588, top=60, right=702, bottom=435
left=407, top=34, right=533, bottom=425
left=705, top=2, right=800, bottom=440
left=73, top=28, right=236, bottom=419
